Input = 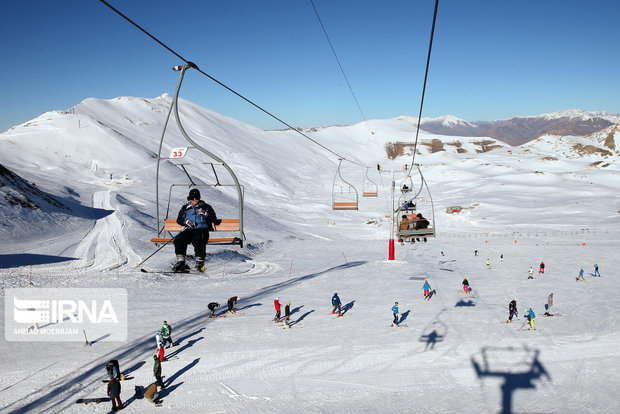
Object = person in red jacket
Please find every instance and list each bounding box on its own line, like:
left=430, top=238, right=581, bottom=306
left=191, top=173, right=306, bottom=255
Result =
left=274, top=297, right=281, bottom=322
left=539, top=262, right=545, bottom=274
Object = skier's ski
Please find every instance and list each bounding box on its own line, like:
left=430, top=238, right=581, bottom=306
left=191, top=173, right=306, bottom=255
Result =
left=76, top=397, right=109, bottom=404
left=103, top=376, right=134, bottom=382
left=149, top=355, right=179, bottom=363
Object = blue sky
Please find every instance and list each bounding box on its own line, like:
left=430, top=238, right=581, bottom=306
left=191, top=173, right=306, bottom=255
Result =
left=2, top=0, right=619, bottom=132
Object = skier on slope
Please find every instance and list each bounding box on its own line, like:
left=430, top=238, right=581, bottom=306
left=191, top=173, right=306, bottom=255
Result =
left=392, top=302, right=400, bottom=327
left=576, top=268, right=586, bottom=282
left=274, top=297, right=281, bottom=322
left=525, top=308, right=536, bottom=330
left=544, top=293, right=554, bottom=316
left=207, top=302, right=220, bottom=318
left=462, top=277, right=471, bottom=294
left=155, top=331, right=165, bottom=361
left=331, top=293, right=342, bottom=316
left=486, top=259, right=491, bottom=269
left=507, top=299, right=518, bottom=323
left=107, top=377, right=124, bottom=411
left=172, top=188, right=221, bottom=273
left=594, top=264, right=600, bottom=277
left=284, top=301, right=291, bottom=322
left=106, top=360, right=121, bottom=381
left=153, top=354, right=165, bottom=389
left=528, top=267, right=534, bottom=279
left=539, top=261, right=545, bottom=274
left=423, top=280, right=432, bottom=300
left=161, top=321, right=173, bottom=348
left=227, top=296, right=239, bottom=314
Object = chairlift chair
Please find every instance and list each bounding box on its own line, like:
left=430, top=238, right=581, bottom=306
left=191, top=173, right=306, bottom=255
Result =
left=150, top=63, right=245, bottom=247
left=332, top=158, right=358, bottom=210
left=395, top=165, right=435, bottom=242
left=362, top=167, right=378, bottom=197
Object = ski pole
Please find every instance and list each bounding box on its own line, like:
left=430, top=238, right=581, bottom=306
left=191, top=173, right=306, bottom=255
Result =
left=137, top=235, right=177, bottom=272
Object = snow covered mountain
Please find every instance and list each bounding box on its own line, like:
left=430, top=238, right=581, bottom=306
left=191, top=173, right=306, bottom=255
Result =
left=413, top=110, right=620, bottom=146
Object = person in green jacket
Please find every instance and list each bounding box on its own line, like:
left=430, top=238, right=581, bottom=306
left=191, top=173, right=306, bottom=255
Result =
left=161, top=321, right=173, bottom=348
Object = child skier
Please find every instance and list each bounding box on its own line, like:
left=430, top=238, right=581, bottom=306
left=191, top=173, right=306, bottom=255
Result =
left=331, top=293, right=342, bottom=316
left=423, top=280, right=432, bottom=300
left=528, top=267, right=534, bottom=279
left=594, top=264, right=600, bottom=277
left=539, top=262, right=545, bottom=274
left=462, top=277, right=471, bottom=294
left=227, top=296, right=239, bottom=314
left=107, top=377, right=124, bottom=410
left=507, top=299, right=518, bottom=323
left=274, top=297, right=281, bottom=322
left=486, top=259, right=491, bottom=269
left=207, top=302, right=219, bottom=318
left=576, top=268, right=585, bottom=282
left=525, top=308, right=536, bottom=330
left=161, top=321, right=173, bottom=348
left=391, top=302, right=399, bottom=327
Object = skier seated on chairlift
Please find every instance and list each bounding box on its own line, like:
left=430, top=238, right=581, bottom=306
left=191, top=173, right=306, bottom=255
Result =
left=402, top=200, right=416, bottom=210
left=172, top=188, right=221, bottom=273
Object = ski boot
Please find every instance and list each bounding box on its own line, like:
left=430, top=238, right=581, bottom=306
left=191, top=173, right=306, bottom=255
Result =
left=195, top=257, right=205, bottom=272
left=172, top=261, right=189, bottom=273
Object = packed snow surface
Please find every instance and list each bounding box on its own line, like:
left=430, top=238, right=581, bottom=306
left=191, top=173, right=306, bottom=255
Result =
left=0, top=95, right=619, bottom=413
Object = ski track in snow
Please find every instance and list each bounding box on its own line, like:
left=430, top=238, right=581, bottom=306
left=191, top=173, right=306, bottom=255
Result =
left=68, top=184, right=141, bottom=272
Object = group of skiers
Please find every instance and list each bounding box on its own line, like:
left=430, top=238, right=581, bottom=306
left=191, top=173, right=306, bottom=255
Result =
left=207, top=296, right=240, bottom=317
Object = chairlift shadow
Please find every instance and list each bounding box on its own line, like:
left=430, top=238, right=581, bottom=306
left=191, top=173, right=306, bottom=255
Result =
left=472, top=346, right=551, bottom=414
left=455, top=299, right=475, bottom=307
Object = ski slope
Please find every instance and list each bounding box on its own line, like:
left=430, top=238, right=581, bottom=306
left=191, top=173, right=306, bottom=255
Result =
left=1, top=96, right=619, bottom=413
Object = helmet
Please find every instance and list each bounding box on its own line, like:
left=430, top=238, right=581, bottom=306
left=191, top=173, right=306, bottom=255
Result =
left=395, top=301, right=398, bottom=305
left=275, top=296, right=279, bottom=300
left=163, top=320, right=167, bottom=324
left=187, top=188, right=201, bottom=200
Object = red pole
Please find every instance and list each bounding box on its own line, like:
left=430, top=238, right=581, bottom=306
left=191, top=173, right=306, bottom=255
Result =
left=389, top=239, right=395, bottom=260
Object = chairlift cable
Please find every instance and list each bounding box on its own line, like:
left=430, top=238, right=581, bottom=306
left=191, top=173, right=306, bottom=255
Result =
left=309, top=0, right=374, bottom=137
left=408, top=0, right=439, bottom=175
left=98, top=0, right=368, bottom=169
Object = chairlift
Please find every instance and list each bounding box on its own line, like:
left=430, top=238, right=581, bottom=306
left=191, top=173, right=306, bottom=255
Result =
left=150, top=63, right=245, bottom=247
left=332, top=158, right=358, bottom=210
left=395, top=164, right=435, bottom=242
left=362, top=167, right=378, bottom=197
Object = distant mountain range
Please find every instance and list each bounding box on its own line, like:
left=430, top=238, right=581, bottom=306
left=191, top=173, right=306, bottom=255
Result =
left=400, top=109, right=620, bottom=146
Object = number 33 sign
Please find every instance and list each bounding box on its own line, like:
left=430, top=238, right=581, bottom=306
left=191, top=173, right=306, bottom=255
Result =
left=169, top=147, right=188, bottom=159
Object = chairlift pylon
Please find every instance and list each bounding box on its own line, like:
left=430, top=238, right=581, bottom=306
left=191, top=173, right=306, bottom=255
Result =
left=150, top=63, right=245, bottom=247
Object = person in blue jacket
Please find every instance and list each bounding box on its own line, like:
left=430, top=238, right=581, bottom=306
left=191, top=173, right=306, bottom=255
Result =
left=423, top=280, right=432, bottom=300
left=576, top=268, right=585, bottom=282
left=173, top=188, right=221, bottom=272
left=525, top=308, right=536, bottom=330
left=331, top=293, right=342, bottom=316
left=392, top=302, right=399, bottom=327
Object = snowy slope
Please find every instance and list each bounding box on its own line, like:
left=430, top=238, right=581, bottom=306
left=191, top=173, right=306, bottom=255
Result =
left=0, top=96, right=619, bottom=413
